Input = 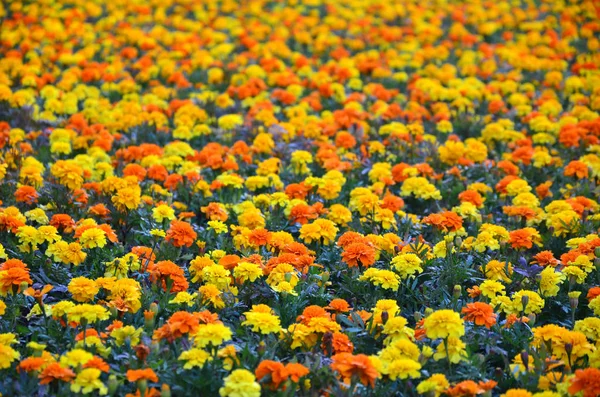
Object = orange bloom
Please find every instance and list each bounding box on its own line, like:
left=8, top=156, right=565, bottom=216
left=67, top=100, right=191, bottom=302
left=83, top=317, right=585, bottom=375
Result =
left=49, top=214, right=76, bottom=233
left=341, top=242, right=376, bottom=268
left=151, top=260, right=189, bottom=293
left=325, top=299, right=352, bottom=313
left=14, top=186, right=38, bottom=204
left=255, top=360, right=287, bottom=390
left=530, top=251, right=559, bottom=267
left=83, top=357, right=110, bottom=372
left=508, top=228, right=537, bottom=249
left=461, top=302, right=497, bottom=329
left=330, top=353, right=378, bottom=388
left=587, top=287, right=600, bottom=302
left=564, top=160, right=589, bottom=179
left=445, top=380, right=484, bottom=397
left=248, top=228, right=272, bottom=247
left=458, top=190, right=484, bottom=207
left=18, top=357, right=48, bottom=372
left=126, top=368, right=159, bottom=383
left=297, top=305, right=330, bottom=325
left=568, top=368, right=600, bottom=397
left=38, top=363, right=76, bottom=384
left=0, top=259, right=33, bottom=294
left=219, top=254, right=241, bottom=271
left=284, top=363, right=309, bottom=382
left=165, top=220, right=197, bottom=247
left=201, top=202, right=229, bottom=222
left=329, top=332, right=354, bottom=354
left=422, top=211, right=463, bottom=232
left=535, top=181, right=553, bottom=200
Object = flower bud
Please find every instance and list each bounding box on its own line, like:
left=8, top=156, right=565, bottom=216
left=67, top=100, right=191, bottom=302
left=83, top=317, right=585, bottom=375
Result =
left=161, top=384, right=171, bottom=397
left=321, top=272, right=330, bottom=284
left=108, top=375, right=119, bottom=396
left=520, top=351, right=529, bottom=370
left=381, top=311, right=389, bottom=325
left=570, top=296, right=579, bottom=310
left=454, top=237, right=462, bottom=249
left=527, top=313, right=536, bottom=325
left=149, top=302, right=159, bottom=315
left=413, top=312, right=422, bottom=322
left=521, top=294, right=529, bottom=310
left=565, top=343, right=573, bottom=357
left=595, top=247, right=600, bottom=258
left=137, top=380, right=148, bottom=396
left=453, top=285, right=462, bottom=298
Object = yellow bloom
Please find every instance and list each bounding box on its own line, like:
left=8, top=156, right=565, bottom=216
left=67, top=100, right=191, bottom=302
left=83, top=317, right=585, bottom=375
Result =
left=423, top=310, right=465, bottom=340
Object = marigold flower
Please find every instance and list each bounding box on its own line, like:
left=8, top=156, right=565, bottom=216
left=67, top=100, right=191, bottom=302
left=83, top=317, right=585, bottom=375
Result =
left=330, top=353, right=378, bottom=387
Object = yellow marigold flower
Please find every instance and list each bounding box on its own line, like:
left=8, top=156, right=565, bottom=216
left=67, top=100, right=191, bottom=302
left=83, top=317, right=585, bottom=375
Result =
left=60, top=349, right=93, bottom=367
left=233, top=262, right=263, bottom=283
left=202, top=265, right=231, bottom=291
left=111, top=326, right=142, bottom=346
left=511, top=290, right=545, bottom=315
left=391, top=253, right=423, bottom=280
left=68, top=277, right=99, bottom=303
left=0, top=344, right=20, bottom=369
left=423, top=310, right=465, bottom=340
left=70, top=368, right=107, bottom=395
left=481, top=260, right=513, bottom=283
left=66, top=304, right=110, bottom=325
left=433, top=336, right=467, bottom=363
left=179, top=348, right=212, bottom=369
left=169, top=291, right=198, bottom=307
left=0, top=300, right=5, bottom=316
left=385, top=358, right=422, bottom=380
left=218, top=114, right=243, bottom=131
left=192, top=323, right=233, bottom=348
left=111, top=187, right=142, bottom=212
left=152, top=204, right=175, bottom=223
left=416, top=374, right=450, bottom=396
left=359, top=268, right=400, bottom=291
left=401, top=177, right=441, bottom=200
left=79, top=228, right=107, bottom=249
left=242, top=305, right=282, bottom=334
left=219, top=369, right=260, bottom=397
left=208, top=220, right=228, bottom=234
left=539, top=267, right=565, bottom=298
left=199, top=284, right=226, bottom=308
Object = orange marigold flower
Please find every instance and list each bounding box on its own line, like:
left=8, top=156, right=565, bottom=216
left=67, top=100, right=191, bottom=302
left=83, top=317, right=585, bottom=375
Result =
left=296, top=305, right=330, bottom=325
left=0, top=259, right=33, bottom=295
left=165, top=220, right=197, bottom=247
left=330, top=353, right=378, bottom=388
left=564, top=160, right=589, bottom=179
left=284, top=363, right=310, bottom=382
left=587, top=287, right=600, bottom=302
left=568, top=368, right=600, bottom=397
left=18, top=357, right=47, bottom=373
left=461, top=302, right=497, bottom=329
left=508, top=228, right=540, bottom=250
left=126, top=368, right=159, bottom=383
left=445, top=380, right=485, bottom=397
left=530, top=251, right=559, bottom=267
left=83, top=356, right=110, bottom=372
left=458, top=190, right=484, bottom=208
left=14, top=186, right=38, bottom=204
left=329, top=332, right=354, bottom=354
left=341, top=242, right=377, bottom=268
left=255, top=360, right=287, bottom=390
left=38, top=363, right=76, bottom=384
left=151, top=260, right=189, bottom=293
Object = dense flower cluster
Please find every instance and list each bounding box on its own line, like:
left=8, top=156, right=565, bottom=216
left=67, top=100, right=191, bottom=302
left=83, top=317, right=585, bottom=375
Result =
left=1, top=0, right=600, bottom=395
